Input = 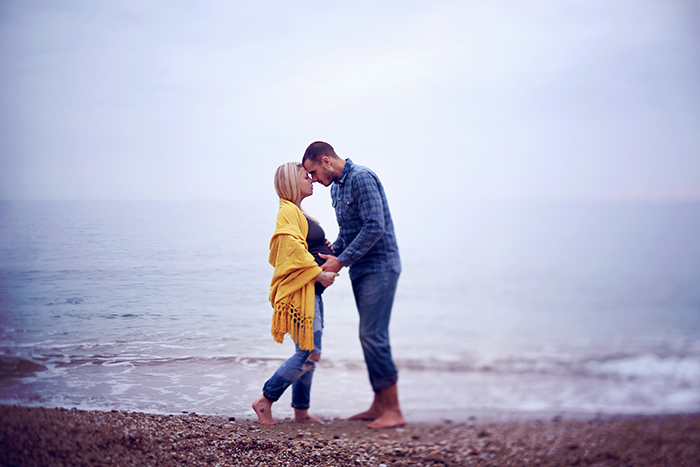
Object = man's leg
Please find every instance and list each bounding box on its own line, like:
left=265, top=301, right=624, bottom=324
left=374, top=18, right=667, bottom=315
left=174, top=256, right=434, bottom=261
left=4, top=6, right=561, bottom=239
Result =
left=348, top=271, right=405, bottom=428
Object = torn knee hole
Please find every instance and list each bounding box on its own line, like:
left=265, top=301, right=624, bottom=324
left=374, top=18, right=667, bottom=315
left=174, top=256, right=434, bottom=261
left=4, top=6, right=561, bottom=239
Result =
left=309, top=353, right=321, bottom=362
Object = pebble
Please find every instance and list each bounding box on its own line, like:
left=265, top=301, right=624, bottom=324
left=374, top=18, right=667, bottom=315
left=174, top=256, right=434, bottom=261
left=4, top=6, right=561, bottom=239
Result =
left=3, top=405, right=700, bottom=467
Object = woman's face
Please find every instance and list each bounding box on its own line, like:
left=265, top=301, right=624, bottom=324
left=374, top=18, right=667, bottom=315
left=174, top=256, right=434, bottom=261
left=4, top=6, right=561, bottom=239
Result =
left=298, top=168, right=313, bottom=201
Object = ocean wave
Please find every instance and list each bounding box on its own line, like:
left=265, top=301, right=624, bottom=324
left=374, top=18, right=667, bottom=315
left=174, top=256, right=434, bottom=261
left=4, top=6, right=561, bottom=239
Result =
left=31, top=354, right=288, bottom=369
left=390, top=352, right=700, bottom=384
left=581, top=353, right=700, bottom=382
left=11, top=348, right=700, bottom=386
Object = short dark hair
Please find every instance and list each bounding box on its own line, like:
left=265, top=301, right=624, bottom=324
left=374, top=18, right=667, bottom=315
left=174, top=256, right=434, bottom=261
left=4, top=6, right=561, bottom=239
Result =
left=302, top=141, right=337, bottom=164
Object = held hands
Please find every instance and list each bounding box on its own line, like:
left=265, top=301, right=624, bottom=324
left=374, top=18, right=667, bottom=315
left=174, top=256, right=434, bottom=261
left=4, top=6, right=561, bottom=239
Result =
left=319, top=253, right=343, bottom=273
left=315, top=270, right=339, bottom=287
left=314, top=244, right=341, bottom=288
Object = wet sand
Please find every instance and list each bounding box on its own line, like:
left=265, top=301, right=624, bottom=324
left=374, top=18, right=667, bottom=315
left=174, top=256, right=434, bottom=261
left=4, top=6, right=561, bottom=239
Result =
left=1, top=405, right=699, bottom=466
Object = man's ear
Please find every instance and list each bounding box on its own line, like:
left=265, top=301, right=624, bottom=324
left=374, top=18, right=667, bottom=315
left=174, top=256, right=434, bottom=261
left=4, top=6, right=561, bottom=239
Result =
left=322, top=156, right=332, bottom=167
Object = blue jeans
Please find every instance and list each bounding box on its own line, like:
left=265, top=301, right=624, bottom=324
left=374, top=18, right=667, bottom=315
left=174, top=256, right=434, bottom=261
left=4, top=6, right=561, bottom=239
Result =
left=262, top=294, right=323, bottom=410
left=352, top=270, right=399, bottom=393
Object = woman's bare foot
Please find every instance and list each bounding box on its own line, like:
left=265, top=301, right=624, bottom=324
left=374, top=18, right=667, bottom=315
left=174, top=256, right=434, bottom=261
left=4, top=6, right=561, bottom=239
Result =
left=252, top=395, right=276, bottom=425
left=294, top=408, right=325, bottom=424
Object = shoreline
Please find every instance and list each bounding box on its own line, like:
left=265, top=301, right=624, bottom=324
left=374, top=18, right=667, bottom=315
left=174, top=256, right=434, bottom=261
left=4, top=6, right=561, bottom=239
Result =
left=2, top=405, right=699, bottom=466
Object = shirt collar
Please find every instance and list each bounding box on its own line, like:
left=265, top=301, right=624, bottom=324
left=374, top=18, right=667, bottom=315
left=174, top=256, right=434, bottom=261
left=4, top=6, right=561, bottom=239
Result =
left=336, top=158, right=353, bottom=185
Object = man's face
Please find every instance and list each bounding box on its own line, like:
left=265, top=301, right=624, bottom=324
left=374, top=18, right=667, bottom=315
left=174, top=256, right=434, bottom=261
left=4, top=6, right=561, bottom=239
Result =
left=303, top=158, right=336, bottom=187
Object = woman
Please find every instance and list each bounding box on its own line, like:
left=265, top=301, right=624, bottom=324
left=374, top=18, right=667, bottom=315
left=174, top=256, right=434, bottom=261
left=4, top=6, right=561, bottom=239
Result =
left=252, top=162, right=338, bottom=425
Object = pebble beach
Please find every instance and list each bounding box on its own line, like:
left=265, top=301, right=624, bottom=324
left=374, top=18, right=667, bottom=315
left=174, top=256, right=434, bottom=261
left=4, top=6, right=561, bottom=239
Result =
left=1, top=405, right=699, bottom=466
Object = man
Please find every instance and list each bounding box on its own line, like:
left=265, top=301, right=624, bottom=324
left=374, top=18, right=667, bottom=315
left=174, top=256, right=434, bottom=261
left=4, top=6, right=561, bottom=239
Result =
left=302, top=141, right=405, bottom=429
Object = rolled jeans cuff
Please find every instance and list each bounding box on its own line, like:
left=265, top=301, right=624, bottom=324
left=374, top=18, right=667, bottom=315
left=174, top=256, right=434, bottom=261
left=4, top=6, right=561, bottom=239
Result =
left=371, top=374, right=398, bottom=393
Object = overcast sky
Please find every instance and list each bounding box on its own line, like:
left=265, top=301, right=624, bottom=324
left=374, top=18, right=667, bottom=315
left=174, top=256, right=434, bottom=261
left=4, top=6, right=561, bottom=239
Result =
left=1, top=0, right=699, bottom=206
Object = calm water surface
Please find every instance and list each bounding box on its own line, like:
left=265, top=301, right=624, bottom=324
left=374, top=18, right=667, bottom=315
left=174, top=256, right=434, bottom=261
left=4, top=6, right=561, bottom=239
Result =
left=1, top=200, right=699, bottom=421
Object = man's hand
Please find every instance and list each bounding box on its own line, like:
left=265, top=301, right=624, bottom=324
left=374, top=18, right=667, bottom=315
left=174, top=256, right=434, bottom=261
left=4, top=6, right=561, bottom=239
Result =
left=319, top=253, right=343, bottom=273
left=325, top=238, right=335, bottom=253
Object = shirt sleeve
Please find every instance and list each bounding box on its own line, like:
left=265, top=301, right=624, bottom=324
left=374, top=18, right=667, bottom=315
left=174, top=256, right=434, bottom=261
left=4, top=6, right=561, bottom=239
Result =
left=330, top=184, right=345, bottom=256
left=336, top=173, right=385, bottom=267
left=331, top=235, right=344, bottom=257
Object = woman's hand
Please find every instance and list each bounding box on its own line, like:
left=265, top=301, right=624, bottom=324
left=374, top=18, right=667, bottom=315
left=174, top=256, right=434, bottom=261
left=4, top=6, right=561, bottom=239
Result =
left=315, top=270, right=339, bottom=287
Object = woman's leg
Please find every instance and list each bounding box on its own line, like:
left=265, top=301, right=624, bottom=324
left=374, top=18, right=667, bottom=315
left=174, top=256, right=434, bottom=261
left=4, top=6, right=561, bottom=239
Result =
left=253, top=344, right=312, bottom=425
left=291, top=354, right=323, bottom=423
left=253, top=295, right=323, bottom=424
left=291, top=294, right=324, bottom=423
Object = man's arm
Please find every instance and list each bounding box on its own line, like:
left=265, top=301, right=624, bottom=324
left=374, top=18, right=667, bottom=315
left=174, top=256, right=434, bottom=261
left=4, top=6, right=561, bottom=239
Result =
left=335, top=172, right=385, bottom=267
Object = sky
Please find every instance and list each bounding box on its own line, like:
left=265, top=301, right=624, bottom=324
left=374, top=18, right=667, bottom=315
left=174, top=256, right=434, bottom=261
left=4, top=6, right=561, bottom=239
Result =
left=1, top=0, right=699, bottom=208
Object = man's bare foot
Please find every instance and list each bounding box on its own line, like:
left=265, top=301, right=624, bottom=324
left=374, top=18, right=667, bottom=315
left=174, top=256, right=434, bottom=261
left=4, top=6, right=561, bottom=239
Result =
left=347, top=408, right=382, bottom=421
left=368, top=408, right=406, bottom=429
left=252, top=395, right=276, bottom=425
left=360, top=383, right=405, bottom=428
left=347, top=393, right=383, bottom=421
left=294, top=409, right=325, bottom=424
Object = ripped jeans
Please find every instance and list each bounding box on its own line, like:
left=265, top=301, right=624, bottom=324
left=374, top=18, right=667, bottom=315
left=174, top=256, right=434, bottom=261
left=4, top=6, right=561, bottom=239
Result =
left=262, top=294, right=323, bottom=410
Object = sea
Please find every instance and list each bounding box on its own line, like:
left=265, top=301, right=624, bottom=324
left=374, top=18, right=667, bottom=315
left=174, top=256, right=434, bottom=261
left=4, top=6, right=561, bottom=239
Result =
left=1, top=199, right=699, bottom=422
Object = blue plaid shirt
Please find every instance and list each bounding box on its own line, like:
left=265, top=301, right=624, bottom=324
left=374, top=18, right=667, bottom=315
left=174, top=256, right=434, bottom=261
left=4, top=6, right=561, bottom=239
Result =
left=331, top=159, right=401, bottom=280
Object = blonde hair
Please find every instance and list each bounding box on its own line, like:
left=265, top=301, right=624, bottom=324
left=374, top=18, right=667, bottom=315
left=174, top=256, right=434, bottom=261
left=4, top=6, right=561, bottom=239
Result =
left=274, top=162, right=304, bottom=203
left=274, top=162, right=318, bottom=223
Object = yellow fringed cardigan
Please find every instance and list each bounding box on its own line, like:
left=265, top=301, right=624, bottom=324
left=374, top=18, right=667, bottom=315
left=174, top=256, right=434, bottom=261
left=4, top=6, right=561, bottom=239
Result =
left=268, top=199, right=323, bottom=351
